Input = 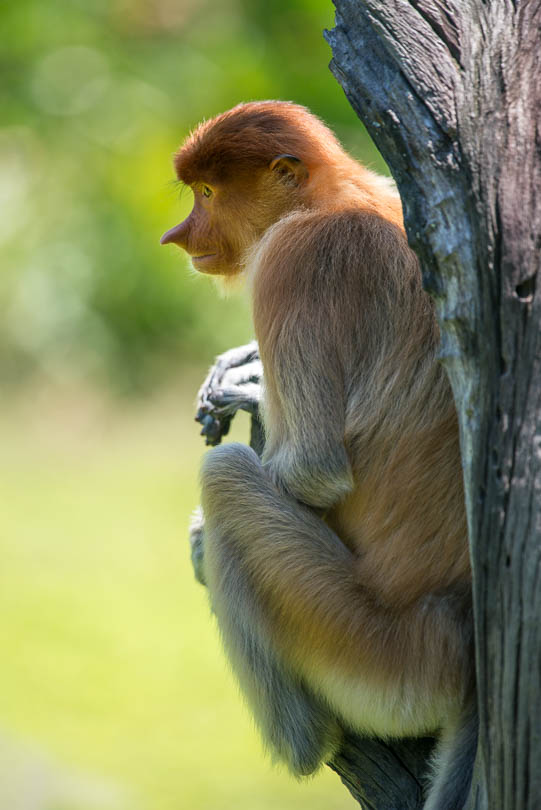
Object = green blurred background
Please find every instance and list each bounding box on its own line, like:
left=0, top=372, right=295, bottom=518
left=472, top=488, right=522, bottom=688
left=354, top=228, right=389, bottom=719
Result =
left=0, top=0, right=387, bottom=807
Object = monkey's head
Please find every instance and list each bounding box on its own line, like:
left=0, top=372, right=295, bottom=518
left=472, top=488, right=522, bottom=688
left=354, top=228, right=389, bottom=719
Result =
left=160, top=101, right=342, bottom=277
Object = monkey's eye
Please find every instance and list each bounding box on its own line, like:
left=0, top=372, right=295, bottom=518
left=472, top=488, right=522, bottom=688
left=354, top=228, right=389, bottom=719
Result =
left=202, top=185, right=213, bottom=198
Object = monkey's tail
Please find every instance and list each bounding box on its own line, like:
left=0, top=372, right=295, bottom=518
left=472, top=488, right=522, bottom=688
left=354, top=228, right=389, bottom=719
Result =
left=423, top=698, right=478, bottom=810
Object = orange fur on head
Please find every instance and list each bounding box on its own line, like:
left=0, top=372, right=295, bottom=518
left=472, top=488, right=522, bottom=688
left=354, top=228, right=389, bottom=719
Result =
left=161, top=101, right=404, bottom=278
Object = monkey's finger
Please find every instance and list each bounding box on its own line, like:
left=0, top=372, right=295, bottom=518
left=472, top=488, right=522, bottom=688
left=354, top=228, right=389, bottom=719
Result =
left=197, top=412, right=232, bottom=445
left=196, top=342, right=260, bottom=405
left=218, top=361, right=262, bottom=388
left=197, top=412, right=221, bottom=443
left=207, top=382, right=261, bottom=415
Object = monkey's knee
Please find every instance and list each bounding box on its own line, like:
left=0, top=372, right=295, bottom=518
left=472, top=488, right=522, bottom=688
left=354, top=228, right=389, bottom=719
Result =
left=201, top=442, right=267, bottom=507
left=202, top=441, right=262, bottom=477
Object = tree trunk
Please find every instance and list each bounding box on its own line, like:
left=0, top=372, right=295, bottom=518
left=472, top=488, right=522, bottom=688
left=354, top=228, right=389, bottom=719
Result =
left=325, top=2, right=541, bottom=808
left=328, top=733, right=434, bottom=809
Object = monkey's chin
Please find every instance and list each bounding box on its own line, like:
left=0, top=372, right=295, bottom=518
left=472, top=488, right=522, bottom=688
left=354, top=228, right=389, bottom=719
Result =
left=191, top=254, right=241, bottom=278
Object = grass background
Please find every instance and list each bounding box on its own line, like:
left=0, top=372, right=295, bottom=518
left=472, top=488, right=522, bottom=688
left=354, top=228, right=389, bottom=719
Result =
left=0, top=383, right=357, bottom=809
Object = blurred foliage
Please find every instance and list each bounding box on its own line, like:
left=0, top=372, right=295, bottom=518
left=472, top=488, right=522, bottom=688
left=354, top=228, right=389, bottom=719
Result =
left=0, top=4, right=385, bottom=806
left=0, top=0, right=385, bottom=394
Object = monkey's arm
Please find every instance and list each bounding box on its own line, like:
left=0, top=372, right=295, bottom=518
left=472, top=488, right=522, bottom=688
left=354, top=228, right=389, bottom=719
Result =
left=255, top=286, right=353, bottom=508
left=190, top=341, right=264, bottom=582
left=253, top=209, right=427, bottom=511
left=261, top=361, right=354, bottom=510
left=253, top=219, right=356, bottom=509
left=196, top=341, right=262, bottom=445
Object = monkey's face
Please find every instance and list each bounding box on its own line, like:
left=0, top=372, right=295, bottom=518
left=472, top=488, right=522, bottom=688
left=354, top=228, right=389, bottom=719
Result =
left=160, top=183, right=241, bottom=276
left=161, top=158, right=309, bottom=278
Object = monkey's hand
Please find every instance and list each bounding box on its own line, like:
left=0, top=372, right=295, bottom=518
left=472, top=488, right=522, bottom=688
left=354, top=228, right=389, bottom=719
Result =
left=196, top=341, right=262, bottom=446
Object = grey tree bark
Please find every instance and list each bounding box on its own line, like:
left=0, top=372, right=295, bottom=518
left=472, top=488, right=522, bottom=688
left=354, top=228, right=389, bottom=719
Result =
left=193, top=3, right=540, bottom=806
left=323, top=2, right=541, bottom=809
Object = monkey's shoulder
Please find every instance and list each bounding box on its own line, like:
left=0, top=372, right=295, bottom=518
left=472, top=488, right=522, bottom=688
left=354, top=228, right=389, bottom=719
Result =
left=252, top=205, right=420, bottom=323
left=255, top=205, right=412, bottom=276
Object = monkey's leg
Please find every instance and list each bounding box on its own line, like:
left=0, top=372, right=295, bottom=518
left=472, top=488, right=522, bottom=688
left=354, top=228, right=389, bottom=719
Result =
left=190, top=509, right=341, bottom=774
left=199, top=459, right=342, bottom=773
left=193, top=453, right=344, bottom=775
left=201, top=443, right=471, bottom=778
left=200, top=442, right=357, bottom=774
left=196, top=341, right=262, bottom=445
left=188, top=506, right=206, bottom=586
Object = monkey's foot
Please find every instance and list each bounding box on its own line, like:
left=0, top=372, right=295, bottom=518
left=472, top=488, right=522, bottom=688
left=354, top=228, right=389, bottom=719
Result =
left=189, top=506, right=206, bottom=586
left=196, top=341, right=262, bottom=445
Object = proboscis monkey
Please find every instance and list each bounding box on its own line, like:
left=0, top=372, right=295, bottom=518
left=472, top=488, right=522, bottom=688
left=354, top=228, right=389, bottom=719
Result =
left=161, top=101, right=476, bottom=810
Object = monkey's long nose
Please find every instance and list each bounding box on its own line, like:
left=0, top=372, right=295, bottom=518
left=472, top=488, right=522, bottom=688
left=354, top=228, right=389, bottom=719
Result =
left=160, top=221, right=188, bottom=246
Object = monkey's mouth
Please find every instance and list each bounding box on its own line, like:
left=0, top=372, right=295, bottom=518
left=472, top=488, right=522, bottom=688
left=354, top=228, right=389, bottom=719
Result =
left=191, top=253, right=218, bottom=264
left=191, top=254, right=219, bottom=269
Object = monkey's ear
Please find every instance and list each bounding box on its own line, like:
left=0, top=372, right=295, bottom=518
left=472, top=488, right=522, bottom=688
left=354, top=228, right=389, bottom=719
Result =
left=269, top=154, right=309, bottom=186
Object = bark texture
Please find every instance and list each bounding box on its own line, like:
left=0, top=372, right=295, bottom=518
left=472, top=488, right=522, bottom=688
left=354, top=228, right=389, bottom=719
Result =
left=325, top=2, right=541, bottom=808
left=328, top=733, right=434, bottom=809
